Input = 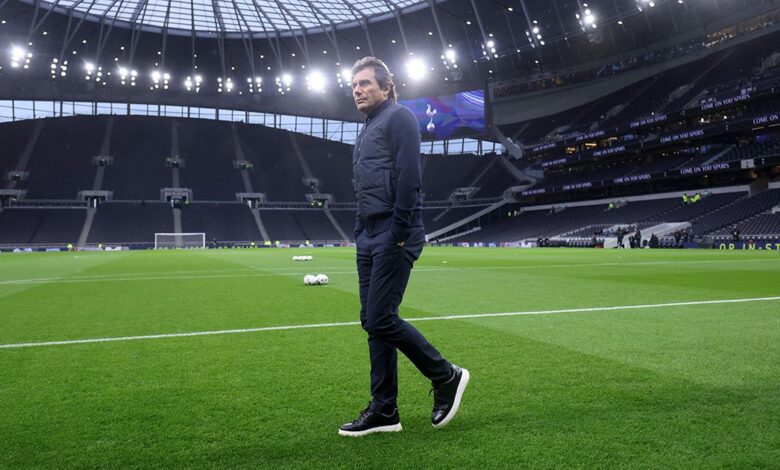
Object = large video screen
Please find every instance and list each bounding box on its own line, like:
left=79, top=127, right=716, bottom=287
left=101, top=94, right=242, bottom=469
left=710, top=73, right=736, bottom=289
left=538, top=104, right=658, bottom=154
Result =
left=399, top=89, right=485, bottom=140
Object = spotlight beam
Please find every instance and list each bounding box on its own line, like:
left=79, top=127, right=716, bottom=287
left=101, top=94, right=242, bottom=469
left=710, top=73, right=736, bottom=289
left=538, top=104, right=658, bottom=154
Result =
left=468, top=0, right=492, bottom=59
left=426, top=0, right=448, bottom=51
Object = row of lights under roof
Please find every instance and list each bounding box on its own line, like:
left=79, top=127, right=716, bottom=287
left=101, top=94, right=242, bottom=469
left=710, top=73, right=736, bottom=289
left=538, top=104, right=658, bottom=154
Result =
left=8, top=44, right=456, bottom=93
left=5, top=0, right=683, bottom=80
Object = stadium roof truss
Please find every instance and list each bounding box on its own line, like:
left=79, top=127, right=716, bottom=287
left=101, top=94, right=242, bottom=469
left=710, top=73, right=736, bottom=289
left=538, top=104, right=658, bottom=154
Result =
left=19, top=0, right=439, bottom=38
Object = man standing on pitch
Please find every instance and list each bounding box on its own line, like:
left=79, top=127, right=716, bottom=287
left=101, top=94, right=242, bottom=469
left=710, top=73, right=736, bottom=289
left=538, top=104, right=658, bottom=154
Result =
left=339, top=57, right=470, bottom=437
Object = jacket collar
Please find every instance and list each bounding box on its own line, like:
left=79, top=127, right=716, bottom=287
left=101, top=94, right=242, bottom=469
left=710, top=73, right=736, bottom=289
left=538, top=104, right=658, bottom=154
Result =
left=365, top=98, right=393, bottom=122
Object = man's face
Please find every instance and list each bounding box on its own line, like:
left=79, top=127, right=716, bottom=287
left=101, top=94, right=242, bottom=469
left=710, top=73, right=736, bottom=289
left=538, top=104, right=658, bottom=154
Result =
left=352, top=67, right=389, bottom=115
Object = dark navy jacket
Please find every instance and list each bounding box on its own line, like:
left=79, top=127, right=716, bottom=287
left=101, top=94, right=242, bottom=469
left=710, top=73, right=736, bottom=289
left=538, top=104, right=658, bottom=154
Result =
left=352, top=99, right=423, bottom=240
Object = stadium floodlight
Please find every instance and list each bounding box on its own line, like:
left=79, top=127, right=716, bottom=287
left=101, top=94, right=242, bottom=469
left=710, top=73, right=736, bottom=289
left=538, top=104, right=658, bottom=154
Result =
left=247, top=76, right=261, bottom=93
left=576, top=6, right=598, bottom=30
left=187, top=75, right=202, bottom=92
left=118, top=66, right=131, bottom=85
left=636, top=0, right=656, bottom=10
left=526, top=20, right=545, bottom=48
left=225, top=78, right=234, bottom=92
left=10, top=45, right=32, bottom=69
left=445, top=48, right=456, bottom=62
left=50, top=57, right=62, bottom=78
left=306, top=70, right=326, bottom=93
left=84, top=61, right=95, bottom=80
left=481, top=40, right=498, bottom=58
left=441, top=48, right=457, bottom=71
left=405, top=57, right=427, bottom=81
left=276, top=73, right=293, bottom=94
left=150, top=70, right=170, bottom=89
left=337, top=68, right=352, bottom=88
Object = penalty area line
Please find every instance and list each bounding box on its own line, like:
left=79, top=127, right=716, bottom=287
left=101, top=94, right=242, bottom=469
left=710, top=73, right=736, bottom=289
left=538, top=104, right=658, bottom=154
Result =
left=1, top=295, right=779, bottom=349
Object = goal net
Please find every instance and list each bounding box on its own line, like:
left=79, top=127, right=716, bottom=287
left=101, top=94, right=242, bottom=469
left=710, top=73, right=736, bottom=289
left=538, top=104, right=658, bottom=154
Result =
left=154, top=232, right=206, bottom=249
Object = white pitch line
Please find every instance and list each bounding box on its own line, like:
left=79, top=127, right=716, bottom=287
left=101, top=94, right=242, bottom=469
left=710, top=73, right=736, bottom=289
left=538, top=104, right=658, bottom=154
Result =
left=1, top=295, right=778, bottom=350
left=0, top=258, right=775, bottom=286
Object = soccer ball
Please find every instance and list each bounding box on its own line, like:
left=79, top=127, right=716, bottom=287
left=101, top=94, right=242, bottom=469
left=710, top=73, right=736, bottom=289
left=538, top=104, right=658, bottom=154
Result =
left=303, top=274, right=316, bottom=285
left=315, top=274, right=329, bottom=285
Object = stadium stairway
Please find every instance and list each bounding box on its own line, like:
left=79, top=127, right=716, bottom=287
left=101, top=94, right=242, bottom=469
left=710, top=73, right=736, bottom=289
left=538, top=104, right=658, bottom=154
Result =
left=76, top=118, right=114, bottom=248
left=427, top=200, right=509, bottom=241
left=250, top=209, right=270, bottom=241
left=323, top=206, right=350, bottom=241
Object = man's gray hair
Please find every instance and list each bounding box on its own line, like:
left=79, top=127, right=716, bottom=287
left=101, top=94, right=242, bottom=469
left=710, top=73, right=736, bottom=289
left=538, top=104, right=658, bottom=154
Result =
left=351, top=56, right=397, bottom=103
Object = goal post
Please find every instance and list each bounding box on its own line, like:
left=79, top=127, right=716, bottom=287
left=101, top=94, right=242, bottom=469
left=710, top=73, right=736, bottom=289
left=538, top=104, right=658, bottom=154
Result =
left=154, top=232, right=206, bottom=249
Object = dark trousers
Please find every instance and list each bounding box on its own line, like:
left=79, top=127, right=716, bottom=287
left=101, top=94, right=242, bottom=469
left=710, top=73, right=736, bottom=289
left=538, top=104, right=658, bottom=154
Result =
left=356, top=224, right=451, bottom=414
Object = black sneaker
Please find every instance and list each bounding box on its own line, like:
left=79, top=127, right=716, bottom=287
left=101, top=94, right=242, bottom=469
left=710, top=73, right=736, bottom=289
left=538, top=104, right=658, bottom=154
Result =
left=431, top=365, right=470, bottom=428
left=338, top=405, right=402, bottom=437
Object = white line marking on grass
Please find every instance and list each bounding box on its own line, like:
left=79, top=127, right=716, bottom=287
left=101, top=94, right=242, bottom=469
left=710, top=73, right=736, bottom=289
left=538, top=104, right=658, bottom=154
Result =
left=0, top=258, right=775, bottom=287
left=1, top=296, right=778, bottom=349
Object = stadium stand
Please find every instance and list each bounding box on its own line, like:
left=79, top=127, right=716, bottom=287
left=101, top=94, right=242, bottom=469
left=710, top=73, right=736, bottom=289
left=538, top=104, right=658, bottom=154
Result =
left=716, top=212, right=780, bottom=236
left=237, top=125, right=310, bottom=202
left=0, top=119, right=36, bottom=175
left=329, top=209, right=358, bottom=240
left=87, top=202, right=174, bottom=244
left=22, top=117, right=101, bottom=199
left=104, top=117, right=172, bottom=201
left=180, top=203, right=261, bottom=241
left=421, top=155, right=488, bottom=201
left=177, top=120, right=245, bottom=201
left=0, top=208, right=84, bottom=244
left=294, top=137, right=355, bottom=202
left=258, top=210, right=308, bottom=241
left=293, top=210, right=343, bottom=241
left=688, top=188, right=780, bottom=235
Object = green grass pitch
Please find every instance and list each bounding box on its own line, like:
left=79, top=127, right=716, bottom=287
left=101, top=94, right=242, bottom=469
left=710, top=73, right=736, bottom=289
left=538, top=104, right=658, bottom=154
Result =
left=1, top=247, right=779, bottom=467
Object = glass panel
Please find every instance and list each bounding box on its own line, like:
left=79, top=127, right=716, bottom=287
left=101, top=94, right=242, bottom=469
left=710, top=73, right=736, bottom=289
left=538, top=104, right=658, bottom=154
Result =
left=14, top=101, right=35, bottom=120
left=61, top=102, right=75, bottom=117
left=130, top=103, right=148, bottom=116
left=111, top=102, right=128, bottom=115
left=463, top=139, right=479, bottom=154
left=34, top=101, right=55, bottom=118
left=248, top=112, right=264, bottom=124
left=0, top=100, right=13, bottom=122
left=295, top=117, right=310, bottom=134
left=73, top=102, right=92, bottom=115
left=96, top=102, right=112, bottom=115
left=196, top=107, right=216, bottom=120
left=279, top=114, right=296, bottom=132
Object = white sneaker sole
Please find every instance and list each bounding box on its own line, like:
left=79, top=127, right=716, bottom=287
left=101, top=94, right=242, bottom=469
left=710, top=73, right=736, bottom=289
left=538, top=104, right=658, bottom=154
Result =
left=338, top=423, right=402, bottom=437
left=432, top=368, right=470, bottom=429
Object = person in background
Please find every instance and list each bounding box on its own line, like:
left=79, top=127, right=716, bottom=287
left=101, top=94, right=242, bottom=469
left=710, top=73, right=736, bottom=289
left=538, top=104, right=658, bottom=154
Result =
left=732, top=225, right=741, bottom=242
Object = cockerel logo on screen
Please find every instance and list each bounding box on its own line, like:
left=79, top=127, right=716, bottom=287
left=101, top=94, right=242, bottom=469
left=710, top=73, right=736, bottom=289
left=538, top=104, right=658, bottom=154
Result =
left=425, top=104, right=438, bottom=132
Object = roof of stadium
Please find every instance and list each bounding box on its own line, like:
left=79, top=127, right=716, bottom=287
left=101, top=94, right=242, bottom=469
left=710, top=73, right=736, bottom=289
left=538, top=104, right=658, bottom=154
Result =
left=18, top=0, right=437, bottom=37
left=1, top=0, right=777, bottom=122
